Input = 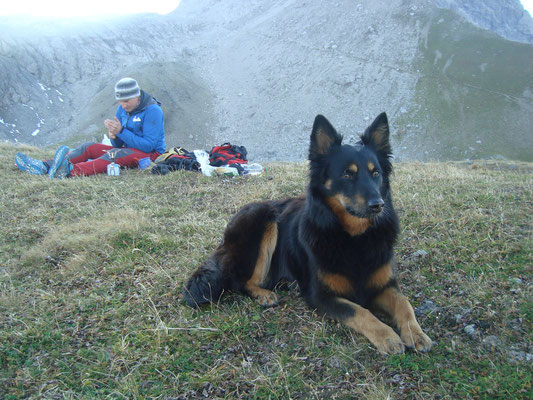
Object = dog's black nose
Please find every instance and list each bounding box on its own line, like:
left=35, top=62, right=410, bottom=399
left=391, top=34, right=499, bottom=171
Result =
left=368, top=199, right=384, bottom=213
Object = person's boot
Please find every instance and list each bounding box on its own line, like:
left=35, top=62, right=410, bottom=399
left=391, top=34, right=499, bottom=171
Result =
left=48, top=146, right=72, bottom=179
left=15, top=153, right=48, bottom=175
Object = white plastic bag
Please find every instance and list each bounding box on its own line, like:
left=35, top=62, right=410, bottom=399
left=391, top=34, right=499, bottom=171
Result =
left=193, top=149, right=216, bottom=176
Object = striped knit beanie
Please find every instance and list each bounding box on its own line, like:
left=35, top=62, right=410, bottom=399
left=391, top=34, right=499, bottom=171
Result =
left=115, top=77, right=141, bottom=100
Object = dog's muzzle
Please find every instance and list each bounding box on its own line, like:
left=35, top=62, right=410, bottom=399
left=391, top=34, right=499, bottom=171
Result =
left=368, top=198, right=384, bottom=214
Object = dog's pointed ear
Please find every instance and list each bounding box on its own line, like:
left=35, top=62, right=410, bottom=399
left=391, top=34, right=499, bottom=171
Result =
left=361, top=112, right=391, bottom=155
left=310, top=115, right=342, bottom=156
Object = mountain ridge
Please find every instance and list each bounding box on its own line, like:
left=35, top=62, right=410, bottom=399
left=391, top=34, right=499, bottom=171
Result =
left=1, top=0, right=532, bottom=161
left=434, top=0, right=533, bottom=44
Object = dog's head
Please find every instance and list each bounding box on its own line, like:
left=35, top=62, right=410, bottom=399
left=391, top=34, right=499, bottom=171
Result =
left=308, top=113, right=393, bottom=234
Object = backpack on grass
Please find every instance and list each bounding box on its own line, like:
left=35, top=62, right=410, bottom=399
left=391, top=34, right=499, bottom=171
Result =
left=151, top=147, right=200, bottom=175
left=209, top=143, right=248, bottom=167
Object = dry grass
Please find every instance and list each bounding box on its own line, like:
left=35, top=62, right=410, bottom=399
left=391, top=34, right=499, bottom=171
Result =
left=0, top=143, right=531, bottom=399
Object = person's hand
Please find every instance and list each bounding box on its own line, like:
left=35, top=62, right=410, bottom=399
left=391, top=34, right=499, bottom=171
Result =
left=104, top=117, right=122, bottom=138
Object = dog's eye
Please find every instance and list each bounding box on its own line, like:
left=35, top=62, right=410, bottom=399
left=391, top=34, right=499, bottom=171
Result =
left=343, top=170, right=353, bottom=179
left=372, top=170, right=380, bottom=178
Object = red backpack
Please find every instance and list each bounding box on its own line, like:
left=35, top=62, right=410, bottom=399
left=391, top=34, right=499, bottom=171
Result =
left=209, top=143, right=248, bottom=166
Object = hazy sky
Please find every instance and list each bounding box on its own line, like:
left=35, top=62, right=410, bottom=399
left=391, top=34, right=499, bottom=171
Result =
left=522, top=0, right=533, bottom=14
left=0, top=0, right=181, bottom=17
left=0, top=0, right=531, bottom=18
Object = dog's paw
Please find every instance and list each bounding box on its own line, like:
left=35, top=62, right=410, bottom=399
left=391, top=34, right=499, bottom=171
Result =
left=401, top=328, right=432, bottom=353
left=255, top=290, right=279, bottom=307
left=372, top=329, right=405, bottom=355
left=412, top=332, right=432, bottom=353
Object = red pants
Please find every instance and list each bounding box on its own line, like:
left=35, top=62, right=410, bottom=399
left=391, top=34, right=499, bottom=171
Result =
left=66, top=143, right=159, bottom=176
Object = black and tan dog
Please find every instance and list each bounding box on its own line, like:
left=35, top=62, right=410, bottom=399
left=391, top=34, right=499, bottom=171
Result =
left=183, top=113, right=432, bottom=354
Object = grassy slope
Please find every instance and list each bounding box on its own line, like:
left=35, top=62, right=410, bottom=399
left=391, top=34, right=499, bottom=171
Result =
left=0, top=143, right=531, bottom=399
left=395, top=8, right=533, bottom=162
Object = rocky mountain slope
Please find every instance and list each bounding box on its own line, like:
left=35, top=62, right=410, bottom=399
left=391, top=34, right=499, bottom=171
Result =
left=434, top=0, right=533, bottom=44
left=0, top=14, right=216, bottom=150
left=1, top=0, right=532, bottom=162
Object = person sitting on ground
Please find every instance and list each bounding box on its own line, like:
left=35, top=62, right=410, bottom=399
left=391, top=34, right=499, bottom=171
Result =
left=15, top=77, right=166, bottom=178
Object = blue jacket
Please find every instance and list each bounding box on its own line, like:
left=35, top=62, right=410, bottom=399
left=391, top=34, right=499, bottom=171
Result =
left=111, top=90, right=166, bottom=154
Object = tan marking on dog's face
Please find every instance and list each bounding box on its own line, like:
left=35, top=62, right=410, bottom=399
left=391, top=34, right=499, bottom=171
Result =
left=319, top=271, right=353, bottom=295
left=368, top=162, right=375, bottom=171
left=336, top=194, right=352, bottom=208
left=326, top=195, right=371, bottom=236
left=348, top=163, right=358, bottom=173
left=367, top=263, right=393, bottom=288
left=325, top=179, right=333, bottom=190
left=338, top=193, right=367, bottom=212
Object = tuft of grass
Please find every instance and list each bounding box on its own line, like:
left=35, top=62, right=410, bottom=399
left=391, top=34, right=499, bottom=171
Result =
left=1, top=143, right=532, bottom=399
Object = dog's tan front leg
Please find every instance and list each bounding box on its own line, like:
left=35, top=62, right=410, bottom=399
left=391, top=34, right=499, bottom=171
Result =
left=336, top=298, right=405, bottom=355
left=244, top=283, right=279, bottom=307
left=372, top=288, right=432, bottom=352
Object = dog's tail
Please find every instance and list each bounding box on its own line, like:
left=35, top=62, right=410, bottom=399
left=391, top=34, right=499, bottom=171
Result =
left=182, top=256, right=225, bottom=307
